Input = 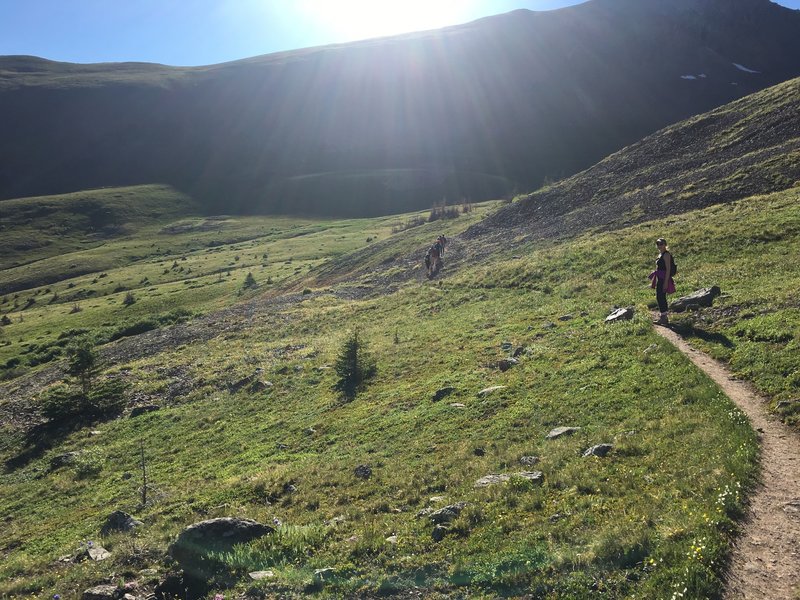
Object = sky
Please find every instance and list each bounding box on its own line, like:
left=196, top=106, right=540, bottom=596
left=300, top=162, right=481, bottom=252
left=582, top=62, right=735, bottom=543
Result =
left=1, top=0, right=799, bottom=67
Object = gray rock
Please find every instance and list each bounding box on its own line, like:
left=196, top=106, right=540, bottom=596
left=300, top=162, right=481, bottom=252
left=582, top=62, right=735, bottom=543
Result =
left=500, top=341, right=513, bottom=351
left=250, top=380, right=274, bottom=392
left=74, top=544, right=112, bottom=562
left=546, top=426, right=581, bottom=440
left=450, top=403, right=466, bottom=408
left=605, top=307, right=634, bottom=323
left=354, top=464, right=372, bottom=479
left=478, top=385, right=506, bottom=397
left=474, top=471, right=544, bottom=488
left=169, top=518, right=273, bottom=569
left=430, top=502, right=467, bottom=525
left=558, top=314, right=573, bottom=321
left=432, top=525, right=448, bottom=542
left=583, top=444, right=613, bottom=458
left=130, top=405, right=160, bottom=418
left=670, top=286, right=722, bottom=312
left=497, top=358, right=519, bottom=372
left=473, top=447, right=485, bottom=456
left=513, top=346, right=526, bottom=358
left=542, top=322, right=557, bottom=329
left=82, top=585, right=119, bottom=600
left=432, top=387, right=456, bottom=401
left=249, top=570, right=276, bottom=580
left=100, top=511, right=143, bottom=536
left=519, top=456, right=539, bottom=466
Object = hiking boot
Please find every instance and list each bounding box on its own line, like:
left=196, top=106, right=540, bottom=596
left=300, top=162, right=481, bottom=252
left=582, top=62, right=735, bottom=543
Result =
left=653, top=313, right=669, bottom=326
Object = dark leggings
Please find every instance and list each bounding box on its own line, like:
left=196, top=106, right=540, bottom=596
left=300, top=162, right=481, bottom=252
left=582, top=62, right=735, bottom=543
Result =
left=656, top=279, right=668, bottom=313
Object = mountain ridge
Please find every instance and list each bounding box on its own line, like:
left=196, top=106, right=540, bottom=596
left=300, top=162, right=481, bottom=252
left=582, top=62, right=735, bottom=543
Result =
left=1, top=0, right=799, bottom=216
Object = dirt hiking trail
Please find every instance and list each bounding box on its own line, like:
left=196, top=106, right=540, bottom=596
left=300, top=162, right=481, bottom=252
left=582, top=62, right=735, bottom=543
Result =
left=654, top=325, right=800, bottom=600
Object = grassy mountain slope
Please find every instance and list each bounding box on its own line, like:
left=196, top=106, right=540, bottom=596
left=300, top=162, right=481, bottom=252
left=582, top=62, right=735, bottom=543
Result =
left=2, top=182, right=799, bottom=597
left=2, top=0, right=800, bottom=216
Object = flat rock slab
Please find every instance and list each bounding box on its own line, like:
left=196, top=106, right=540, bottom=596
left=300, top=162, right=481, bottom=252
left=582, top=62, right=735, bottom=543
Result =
left=583, top=443, right=613, bottom=457
left=249, top=570, right=276, bottom=580
left=546, top=426, right=581, bottom=440
left=474, top=471, right=544, bottom=487
left=671, top=286, right=721, bottom=312
left=605, top=307, right=634, bottom=322
left=478, top=385, right=507, bottom=397
left=82, top=585, right=119, bottom=600
left=450, top=403, right=466, bottom=408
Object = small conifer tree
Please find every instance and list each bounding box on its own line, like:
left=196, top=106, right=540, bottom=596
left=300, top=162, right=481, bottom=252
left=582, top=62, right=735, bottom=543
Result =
left=333, top=329, right=376, bottom=399
left=66, top=338, right=99, bottom=396
left=243, top=272, right=257, bottom=288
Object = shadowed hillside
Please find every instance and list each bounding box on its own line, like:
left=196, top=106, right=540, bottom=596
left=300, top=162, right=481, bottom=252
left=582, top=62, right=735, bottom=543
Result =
left=469, top=75, right=800, bottom=241
left=1, top=0, right=800, bottom=216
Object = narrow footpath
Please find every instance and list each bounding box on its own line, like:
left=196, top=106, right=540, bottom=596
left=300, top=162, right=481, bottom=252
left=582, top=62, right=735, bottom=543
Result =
left=654, top=325, right=800, bottom=600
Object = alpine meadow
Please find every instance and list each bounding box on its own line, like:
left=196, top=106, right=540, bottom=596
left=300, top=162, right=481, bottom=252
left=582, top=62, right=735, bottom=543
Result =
left=1, top=1, right=800, bottom=599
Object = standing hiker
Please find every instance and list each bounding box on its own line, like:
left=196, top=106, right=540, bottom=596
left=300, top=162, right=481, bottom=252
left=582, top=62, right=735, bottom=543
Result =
left=649, top=237, right=676, bottom=325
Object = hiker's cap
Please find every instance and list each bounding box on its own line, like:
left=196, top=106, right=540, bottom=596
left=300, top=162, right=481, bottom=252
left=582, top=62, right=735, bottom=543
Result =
left=656, top=238, right=667, bottom=246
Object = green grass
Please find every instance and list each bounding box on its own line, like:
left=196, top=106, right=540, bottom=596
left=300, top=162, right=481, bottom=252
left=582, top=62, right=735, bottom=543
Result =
left=3, top=185, right=799, bottom=598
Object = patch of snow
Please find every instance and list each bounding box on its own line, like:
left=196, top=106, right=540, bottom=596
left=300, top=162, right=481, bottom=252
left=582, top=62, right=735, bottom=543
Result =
left=681, top=75, right=697, bottom=80
left=733, top=62, right=760, bottom=74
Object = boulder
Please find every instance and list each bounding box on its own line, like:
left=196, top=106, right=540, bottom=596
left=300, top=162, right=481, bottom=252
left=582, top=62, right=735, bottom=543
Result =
left=583, top=444, right=613, bottom=458
left=432, top=387, right=456, bottom=402
left=474, top=471, right=544, bottom=488
left=546, top=426, right=581, bottom=440
left=431, top=525, right=448, bottom=542
left=497, top=358, right=519, bottom=372
left=513, top=346, right=526, bottom=358
left=478, top=385, right=506, bottom=397
left=605, top=307, right=634, bottom=323
left=169, top=517, right=273, bottom=571
left=82, top=585, right=119, bottom=600
left=100, top=511, right=143, bottom=536
left=519, top=456, right=539, bottom=466
left=354, top=464, right=372, bottom=480
left=558, top=314, right=573, bottom=321
left=429, top=502, right=467, bottom=525
left=670, top=286, right=721, bottom=312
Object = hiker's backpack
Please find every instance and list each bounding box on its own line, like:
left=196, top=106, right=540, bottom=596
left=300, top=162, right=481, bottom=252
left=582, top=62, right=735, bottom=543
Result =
left=670, top=255, right=677, bottom=276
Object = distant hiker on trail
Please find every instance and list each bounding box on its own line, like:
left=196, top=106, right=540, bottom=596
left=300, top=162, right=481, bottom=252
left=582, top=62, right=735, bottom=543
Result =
left=426, top=243, right=442, bottom=278
left=649, top=237, right=676, bottom=325
left=437, top=235, right=448, bottom=255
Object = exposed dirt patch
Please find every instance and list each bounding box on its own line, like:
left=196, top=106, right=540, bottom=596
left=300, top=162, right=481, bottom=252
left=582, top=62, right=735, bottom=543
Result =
left=654, top=323, right=800, bottom=600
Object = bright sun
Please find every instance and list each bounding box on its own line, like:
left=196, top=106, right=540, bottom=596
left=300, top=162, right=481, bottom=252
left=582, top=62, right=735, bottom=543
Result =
left=296, top=0, right=479, bottom=41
